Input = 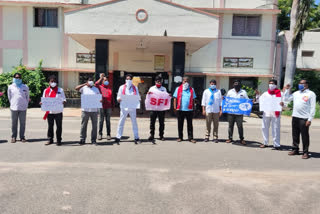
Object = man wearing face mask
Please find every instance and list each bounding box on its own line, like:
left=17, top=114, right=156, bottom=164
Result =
left=173, top=77, right=197, bottom=143
left=283, top=80, right=316, bottom=159
left=7, top=73, right=30, bottom=143
left=201, top=79, right=222, bottom=143
left=225, top=80, right=248, bottom=145
left=40, top=75, right=66, bottom=146
left=95, top=73, right=113, bottom=141
left=147, top=76, right=167, bottom=141
left=259, top=79, right=284, bottom=150
left=75, top=77, right=101, bottom=145
left=115, top=74, right=141, bottom=144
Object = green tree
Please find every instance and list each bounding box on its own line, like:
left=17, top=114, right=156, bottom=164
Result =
left=283, top=0, right=313, bottom=87
left=278, top=0, right=320, bottom=31
left=0, top=60, right=48, bottom=107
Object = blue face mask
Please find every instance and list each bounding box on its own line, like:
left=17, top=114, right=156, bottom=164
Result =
left=104, top=81, right=109, bottom=86
left=210, top=85, right=216, bottom=90
left=13, top=78, right=22, bottom=86
left=298, top=84, right=305, bottom=91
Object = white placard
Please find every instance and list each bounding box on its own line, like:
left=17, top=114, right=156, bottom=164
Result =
left=259, top=96, right=282, bottom=112
left=41, top=97, right=64, bottom=112
left=120, top=95, right=140, bottom=109
left=81, top=94, right=102, bottom=109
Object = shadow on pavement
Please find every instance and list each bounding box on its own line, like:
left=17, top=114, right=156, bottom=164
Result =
left=27, top=138, right=48, bottom=143
left=309, top=152, right=320, bottom=159
left=0, top=140, right=8, bottom=144
left=230, top=140, right=262, bottom=148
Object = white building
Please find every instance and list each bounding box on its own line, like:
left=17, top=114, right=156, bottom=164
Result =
left=0, top=0, right=280, bottom=95
left=277, top=29, right=320, bottom=86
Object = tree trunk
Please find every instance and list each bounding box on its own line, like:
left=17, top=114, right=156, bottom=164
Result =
left=284, top=0, right=299, bottom=87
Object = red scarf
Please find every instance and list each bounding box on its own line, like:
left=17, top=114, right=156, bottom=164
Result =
left=122, top=84, right=137, bottom=95
left=177, top=84, right=193, bottom=110
left=268, top=88, right=281, bottom=118
left=43, top=86, right=58, bottom=120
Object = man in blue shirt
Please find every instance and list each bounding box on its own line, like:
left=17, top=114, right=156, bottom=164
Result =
left=173, top=77, right=197, bottom=143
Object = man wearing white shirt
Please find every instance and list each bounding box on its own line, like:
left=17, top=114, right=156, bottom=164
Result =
left=225, top=80, right=248, bottom=145
left=75, top=78, right=101, bottom=145
left=259, top=79, right=284, bottom=150
left=147, top=76, right=167, bottom=141
left=283, top=79, right=316, bottom=159
left=41, top=75, right=66, bottom=146
left=7, top=73, right=29, bottom=143
left=201, top=79, right=222, bottom=143
left=115, top=74, right=141, bottom=144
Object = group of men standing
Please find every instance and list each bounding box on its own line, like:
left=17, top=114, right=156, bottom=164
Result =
left=5, top=72, right=316, bottom=159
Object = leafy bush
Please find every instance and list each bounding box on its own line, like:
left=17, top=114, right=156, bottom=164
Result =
left=242, top=80, right=261, bottom=99
left=0, top=61, right=48, bottom=108
left=282, top=102, right=320, bottom=118
left=293, top=69, right=320, bottom=99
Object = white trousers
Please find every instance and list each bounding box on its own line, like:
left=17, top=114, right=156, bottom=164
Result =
left=262, top=116, right=281, bottom=147
left=116, top=108, right=139, bottom=139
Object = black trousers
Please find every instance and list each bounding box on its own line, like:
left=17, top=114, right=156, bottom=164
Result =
left=47, top=113, right=63, bottom=142
left=177, top=111, right=193, bottom=140
left=150, top=111, right=165, bottom=138
left=99, top=108, right=111, bottom=136
left=292, top=117, right=310, bottom=154
left=227, top=114, right=244, bottom=140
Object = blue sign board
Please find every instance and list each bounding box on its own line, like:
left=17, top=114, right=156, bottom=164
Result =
left=222, top=97, right=253, bottom=116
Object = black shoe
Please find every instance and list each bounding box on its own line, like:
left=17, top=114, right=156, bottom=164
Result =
left=159, top=137, right=165, bottom=141
left=148, top=136, right=154, bottom=141
left=92, top=141, right=97, bottom=145
left=115, top=138, right=120, bottom=145
left=56, top=142, right=62, bottom=146
left=213, top=139, right=219, bottom=143
left=204, top=138, right=209, bottom=142
left=273, top=146, right=281, bottom=150
left=135, top=139, right=142, bottom=144
left=79, top=139, right=85, bottom=145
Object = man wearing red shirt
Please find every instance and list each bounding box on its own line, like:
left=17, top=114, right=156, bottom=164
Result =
left=95, top=73, right=113, bottom=140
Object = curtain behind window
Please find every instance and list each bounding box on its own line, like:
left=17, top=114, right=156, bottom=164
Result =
left=46, top=9, right=58, bottom=27
left=232, top=16, right=246, bottom=36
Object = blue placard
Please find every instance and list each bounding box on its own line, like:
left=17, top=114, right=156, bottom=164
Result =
left=222, top=97, right=253, bottom=116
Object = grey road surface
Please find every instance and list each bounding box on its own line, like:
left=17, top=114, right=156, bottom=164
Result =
left=0, top=108, right=319, bottom=214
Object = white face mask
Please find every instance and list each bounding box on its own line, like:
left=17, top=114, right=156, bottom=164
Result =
left=50, top=82, right=57, bottom=88
left=88, top=81, right=94, bottom=87
left=269, top=84, right=276, bottom=90
left=126, top=79, right=132, bottom=87
left=183, top=82, right=189, bottom=90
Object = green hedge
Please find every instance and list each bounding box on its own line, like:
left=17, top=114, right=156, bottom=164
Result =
left=0, top=61, right=48, bottom=108
left=282, top=102, right=320, bottom=118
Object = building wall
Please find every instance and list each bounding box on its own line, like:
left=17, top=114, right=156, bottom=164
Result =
left=2, top=0, right=81, bottom=3
left=296, top=32, right=320, bottom=70
left=225, top=0, right=275, bottom=9
left=0, top=6, right=25, bottom=73
left=65, top=0, right=219, bottom=38
left=0, top=1, right=277, bottom=92
left=189, top=13, right=275, bottom=76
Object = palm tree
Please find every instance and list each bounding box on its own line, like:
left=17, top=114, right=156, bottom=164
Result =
left=284, top=0, right=312, bottom=87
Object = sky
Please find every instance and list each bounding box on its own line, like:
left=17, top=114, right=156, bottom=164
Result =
left=316, top=0, right=320, bottom=4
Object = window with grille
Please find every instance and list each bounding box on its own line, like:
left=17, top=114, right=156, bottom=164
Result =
left=34, top=8, right=58, bottom=27
left=79, top=73, right=94, bottom=84
left=301, top=51, right=314, bottom=57
left=232, top=15, right=261, bottom=36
